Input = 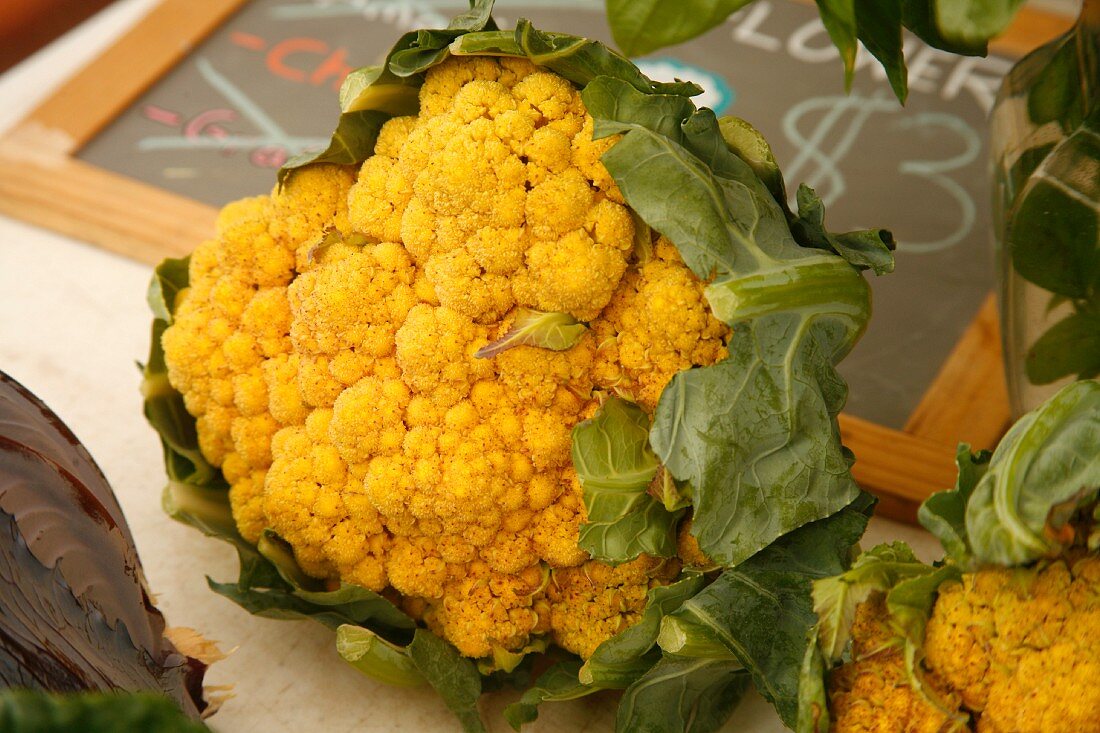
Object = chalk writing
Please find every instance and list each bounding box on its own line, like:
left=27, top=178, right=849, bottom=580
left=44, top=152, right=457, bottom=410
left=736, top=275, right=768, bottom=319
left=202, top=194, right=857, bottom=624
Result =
left=728, top=1, right=1012, bottom=113
left=892, top=114, right=981, bottom=253
left=137, top=58, right=329, bottom=168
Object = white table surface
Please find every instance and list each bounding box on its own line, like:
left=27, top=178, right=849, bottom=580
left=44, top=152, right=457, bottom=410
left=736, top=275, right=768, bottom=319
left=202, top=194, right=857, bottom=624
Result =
left=0, top=2, right=943, bottom=730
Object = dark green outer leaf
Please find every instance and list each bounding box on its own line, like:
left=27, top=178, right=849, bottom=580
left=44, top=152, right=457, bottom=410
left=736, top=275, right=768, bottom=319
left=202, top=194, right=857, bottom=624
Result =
left=207, top=580, right=412, bottom=641
left=502, top=661, right=600, bottom=730
left=603, top=0, right=1027, bottom=104
left=583, top=74, right=876, bottom=568
left=277, top=109, right=392, bottom=186
left=661, top=497, right=871, bottom=727
left=407, top=630, right=487, bottom=733
left=917, top=445, right=990, bottom=564
left=143, top=254, right=420, bottom=674
left=295, top=585, right=416, bottom=631
left=1026, top=310, right=1100, bottom=384
left=161, top=480, right=280, bottom=590
left=604, top=0, right=753, bottom=58
left=0, top=690, right=208, bottom=733
left=651, top=323, right=862, bottom=568
left=616, top=657, right=749, bottom=733
left=791, top=184, right=895, bottom=275
left=142, top=259, right=224, bottom=491
left=965, top=380, right=1100, bottom=566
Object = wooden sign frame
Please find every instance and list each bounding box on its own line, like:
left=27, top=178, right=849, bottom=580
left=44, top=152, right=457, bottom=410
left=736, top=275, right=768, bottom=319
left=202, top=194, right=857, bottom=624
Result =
left=0, top=0, right=1071, bottom=522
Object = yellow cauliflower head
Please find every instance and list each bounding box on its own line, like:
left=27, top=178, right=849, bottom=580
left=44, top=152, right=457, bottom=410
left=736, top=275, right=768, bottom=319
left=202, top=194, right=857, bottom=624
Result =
left=161, top=56, right=729, bottom=660
left=829, top=555, right=1100, bottom=733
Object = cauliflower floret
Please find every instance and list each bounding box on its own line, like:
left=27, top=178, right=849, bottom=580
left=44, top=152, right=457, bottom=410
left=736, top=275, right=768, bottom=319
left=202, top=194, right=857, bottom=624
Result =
left=546, top=555, right=680, bottom=658
left=923, top=556, right=1100, bottom=733
left=162, top=56, right=730, bottom=660
left=830, top=556, right=1100, bottom=733
left=828, top=594, right=965, bottom=733
left=592, top=237, right=729, bottom=410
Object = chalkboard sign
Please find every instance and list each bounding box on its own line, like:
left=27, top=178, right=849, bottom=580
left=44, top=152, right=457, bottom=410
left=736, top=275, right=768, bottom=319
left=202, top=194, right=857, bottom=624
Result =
left=0, top=0, right=1067, bottom=518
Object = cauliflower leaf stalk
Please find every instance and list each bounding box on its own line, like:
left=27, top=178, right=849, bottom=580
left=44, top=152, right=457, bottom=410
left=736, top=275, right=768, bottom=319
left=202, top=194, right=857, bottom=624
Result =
left=143, top=1, right=895, bottom=730
left=797, top=380, right=1100, bottom=733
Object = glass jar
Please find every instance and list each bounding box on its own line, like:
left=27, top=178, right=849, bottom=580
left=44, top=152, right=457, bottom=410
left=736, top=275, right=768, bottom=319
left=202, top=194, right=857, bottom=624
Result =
left=991, top=0, right=1099, bottom=417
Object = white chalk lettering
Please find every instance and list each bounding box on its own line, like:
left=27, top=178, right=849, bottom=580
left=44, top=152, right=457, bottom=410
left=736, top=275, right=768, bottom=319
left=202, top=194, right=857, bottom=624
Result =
left=941, top=55, right=1014, bottom=114
left=906, top=45, right=955, bottom=94
left=731, top=2, right=782, bottom=53
left=787, top=19, right=839, bottom=63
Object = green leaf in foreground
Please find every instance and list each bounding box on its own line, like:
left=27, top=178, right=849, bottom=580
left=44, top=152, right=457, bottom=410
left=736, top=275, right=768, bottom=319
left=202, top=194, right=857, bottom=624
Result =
left=604, top=0, right=1017, bottom=104
left=0, top=689, right=208, bottom=733
left=964, top=380, right=1100, bottom=566
left=337, top=625, right=426, bottom=687
left=475, top=309, right=587, bottom=359
left=207, top=578, right=411, bottom=640
left=503, top=661, right=601, bottom=730
left=617, top=657, right=750, bottom=733
left=661, top=497, right=872, bottom=727
left=407, top=630, right=487, bottom=733
left=572, top=397, right=683, bottom=562
left=604, top=0, right=753, bottom=58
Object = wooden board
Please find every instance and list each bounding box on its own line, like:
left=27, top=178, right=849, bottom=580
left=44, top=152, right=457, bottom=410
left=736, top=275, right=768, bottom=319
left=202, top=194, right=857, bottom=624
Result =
left=0, top=0, right=1069, bottom=522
